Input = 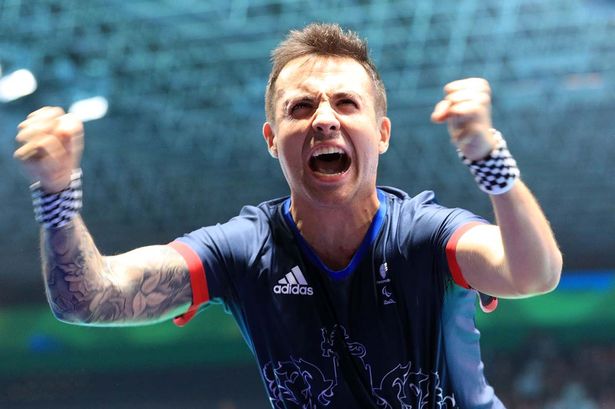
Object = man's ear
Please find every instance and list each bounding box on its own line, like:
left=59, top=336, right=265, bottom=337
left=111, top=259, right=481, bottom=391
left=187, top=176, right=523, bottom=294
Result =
left=263, top=122, right=278, bottom=158
left=378, top=116, right=391, bottom=154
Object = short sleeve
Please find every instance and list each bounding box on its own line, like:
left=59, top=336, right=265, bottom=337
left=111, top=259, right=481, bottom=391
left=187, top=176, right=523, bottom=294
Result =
left=407, top=192, right=498, bottom=313
left=399, top=191, right=489, bottom=286
left=171, top=205, right=271, bottom=325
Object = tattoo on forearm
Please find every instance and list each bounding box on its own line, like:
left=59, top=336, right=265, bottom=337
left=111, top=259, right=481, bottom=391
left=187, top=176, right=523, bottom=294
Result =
left=42, top=217, right=192, bottom=324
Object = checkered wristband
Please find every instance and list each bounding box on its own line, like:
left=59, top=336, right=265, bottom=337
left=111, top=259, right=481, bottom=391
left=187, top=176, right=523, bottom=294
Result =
left=459, top=130, right=520, bottom=195
left=31, top=169, right=83, bottom=229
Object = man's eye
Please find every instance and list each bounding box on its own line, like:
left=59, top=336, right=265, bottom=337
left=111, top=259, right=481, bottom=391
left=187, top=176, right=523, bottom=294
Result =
left=290, top=102, right=313, bottom=115
left=338, top=99, right=357, bottom=108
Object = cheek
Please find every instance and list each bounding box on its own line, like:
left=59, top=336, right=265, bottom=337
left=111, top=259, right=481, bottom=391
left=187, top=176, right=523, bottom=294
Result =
left=277, top=135, right=305, bottom=166
left=354, top=133, right=382, bottom=168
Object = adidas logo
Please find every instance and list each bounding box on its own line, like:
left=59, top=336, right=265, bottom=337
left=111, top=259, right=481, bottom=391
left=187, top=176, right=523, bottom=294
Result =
left=273, top=266, right=314, bottom=296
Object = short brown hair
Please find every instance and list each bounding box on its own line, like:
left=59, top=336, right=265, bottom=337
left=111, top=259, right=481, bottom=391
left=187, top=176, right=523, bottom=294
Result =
left=265, top=23, right=387, bottom=123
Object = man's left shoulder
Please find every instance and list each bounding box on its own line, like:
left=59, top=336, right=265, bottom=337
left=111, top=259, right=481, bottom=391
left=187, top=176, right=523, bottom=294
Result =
left=379, top=186, right=452, bottom=219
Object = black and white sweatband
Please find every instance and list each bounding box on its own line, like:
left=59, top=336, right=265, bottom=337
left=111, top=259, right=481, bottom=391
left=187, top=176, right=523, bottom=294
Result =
left=459, top=130, right=520, bottom=195
left=31, top=169, right=83, bottom=229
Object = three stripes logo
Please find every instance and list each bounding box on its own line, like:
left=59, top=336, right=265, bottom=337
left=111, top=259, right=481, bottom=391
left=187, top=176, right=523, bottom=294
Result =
left=273, top=266, right=314, bottom=296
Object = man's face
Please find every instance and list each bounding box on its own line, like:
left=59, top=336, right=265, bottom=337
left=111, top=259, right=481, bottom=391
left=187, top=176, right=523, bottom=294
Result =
left=263, top=55, right=391, bottom=208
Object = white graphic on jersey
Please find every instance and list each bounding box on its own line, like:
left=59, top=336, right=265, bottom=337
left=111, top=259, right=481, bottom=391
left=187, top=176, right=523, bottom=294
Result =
left=273, top=266, right=314, bottom=296
left=381, top=286, right=396, bottom=305
left=377, top=263, right=396, bottom=305
left=377, top=263, right=390, bottom=284
left=379, top=262, right=388, bottom=280
left=262, top=325, right=457, bottom=409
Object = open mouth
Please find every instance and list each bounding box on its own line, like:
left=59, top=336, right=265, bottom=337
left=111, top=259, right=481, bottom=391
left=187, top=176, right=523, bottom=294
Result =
left=309, top=146, right=351, bottom=175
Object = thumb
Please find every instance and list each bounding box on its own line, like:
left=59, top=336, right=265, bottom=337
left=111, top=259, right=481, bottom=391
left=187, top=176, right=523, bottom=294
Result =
left=55, top=113, right=84, bottom=140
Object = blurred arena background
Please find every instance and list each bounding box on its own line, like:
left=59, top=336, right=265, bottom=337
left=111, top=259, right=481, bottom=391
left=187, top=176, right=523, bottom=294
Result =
left=0, top=0, right=614, bottom=407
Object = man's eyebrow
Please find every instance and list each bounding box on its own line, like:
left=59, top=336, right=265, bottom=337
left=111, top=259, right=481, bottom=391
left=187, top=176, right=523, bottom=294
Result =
left=334, top=91, right=364, bottom=102
left=281, top=93, right=314, bottom=109
left=278, top=90, right=364, bottom=110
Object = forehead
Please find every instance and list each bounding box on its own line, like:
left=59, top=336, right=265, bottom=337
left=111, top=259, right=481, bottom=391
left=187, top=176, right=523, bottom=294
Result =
left=275, top=55, right=374, bottom=100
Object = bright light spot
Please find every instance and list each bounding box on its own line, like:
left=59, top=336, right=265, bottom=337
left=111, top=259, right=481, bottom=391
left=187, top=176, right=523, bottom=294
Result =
left=0, top=69, right=38, bottom=102
left=69, top=96, right=109, bottom=122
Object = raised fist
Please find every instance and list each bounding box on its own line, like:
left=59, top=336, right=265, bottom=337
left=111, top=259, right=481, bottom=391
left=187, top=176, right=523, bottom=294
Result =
left=431, top=78, right=497, bottom=161
left=14, top=107, right=84, bottom=193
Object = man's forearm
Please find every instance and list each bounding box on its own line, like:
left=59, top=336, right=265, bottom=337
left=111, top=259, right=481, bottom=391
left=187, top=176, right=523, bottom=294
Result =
left=41, top=215, right=192, bottom=325
left=491, top=180, right=562, bottom=294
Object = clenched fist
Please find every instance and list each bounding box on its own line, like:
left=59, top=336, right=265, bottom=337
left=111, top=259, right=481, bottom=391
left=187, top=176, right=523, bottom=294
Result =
left=14, top=107, right=84, bottom=193
left=431, top=78, right=497, bottom=161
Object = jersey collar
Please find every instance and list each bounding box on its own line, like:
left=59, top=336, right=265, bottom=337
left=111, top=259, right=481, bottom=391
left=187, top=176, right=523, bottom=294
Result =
left=282, top=189, right=387, bottom=280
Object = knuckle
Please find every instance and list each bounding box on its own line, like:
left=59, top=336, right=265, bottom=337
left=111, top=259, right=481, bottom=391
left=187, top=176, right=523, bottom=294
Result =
left=62, top=112, right=77, bottom=121
left=28, top=106, right=48, bottom=117
left=28, top=106, right=65, bottom=119
left=60, top=113, right=84, bottom=133
left=47, top=106, right=65, bottom=115
left=479, top=79, right=491, bottom=91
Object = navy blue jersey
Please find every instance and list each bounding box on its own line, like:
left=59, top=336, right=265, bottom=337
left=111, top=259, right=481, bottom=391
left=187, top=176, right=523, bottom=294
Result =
left=172, top=187, right=505, bottom=408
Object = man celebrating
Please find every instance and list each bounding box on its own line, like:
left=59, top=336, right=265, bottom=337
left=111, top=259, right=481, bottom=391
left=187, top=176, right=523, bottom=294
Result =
left=14, top=23, right=561, bottom=408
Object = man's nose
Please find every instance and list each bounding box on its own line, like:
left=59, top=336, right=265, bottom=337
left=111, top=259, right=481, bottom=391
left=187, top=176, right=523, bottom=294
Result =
left=312, top=103, right=340, bottom=136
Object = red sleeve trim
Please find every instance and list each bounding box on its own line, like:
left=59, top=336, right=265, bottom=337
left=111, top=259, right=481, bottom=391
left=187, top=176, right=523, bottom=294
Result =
left=168, top=241, right=210, bottom=327
left=445, top=221, right=485, bottom=289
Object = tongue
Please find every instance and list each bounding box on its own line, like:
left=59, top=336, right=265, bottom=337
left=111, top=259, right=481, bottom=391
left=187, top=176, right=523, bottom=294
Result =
left=312, top=153, right=345, bottom=174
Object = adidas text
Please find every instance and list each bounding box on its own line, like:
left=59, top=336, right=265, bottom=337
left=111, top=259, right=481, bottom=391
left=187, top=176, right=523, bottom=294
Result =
left=273, top=283, right=314, bottom=296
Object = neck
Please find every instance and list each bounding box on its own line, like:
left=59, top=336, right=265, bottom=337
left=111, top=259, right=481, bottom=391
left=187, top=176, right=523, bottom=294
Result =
left=290, top=190, right=380, bottom=270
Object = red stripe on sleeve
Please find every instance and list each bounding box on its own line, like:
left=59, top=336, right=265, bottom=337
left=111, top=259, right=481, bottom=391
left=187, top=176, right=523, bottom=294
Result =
left=168, top=241, right=210, bottom=327
left=445, top=221, right=484, bottom=289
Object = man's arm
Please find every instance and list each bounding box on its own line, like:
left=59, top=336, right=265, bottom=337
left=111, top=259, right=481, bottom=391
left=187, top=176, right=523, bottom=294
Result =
left=15, top=107, right=193, bottom=325
left=43, top=215, right=192, bottom=325
left=453, top=183, right=562, bottom=297
left=432, top=78, right=562, bottom=298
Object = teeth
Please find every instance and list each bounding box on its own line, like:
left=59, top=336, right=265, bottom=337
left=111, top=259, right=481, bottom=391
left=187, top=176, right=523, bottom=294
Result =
left=312, top=146, right=344, bottom=158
